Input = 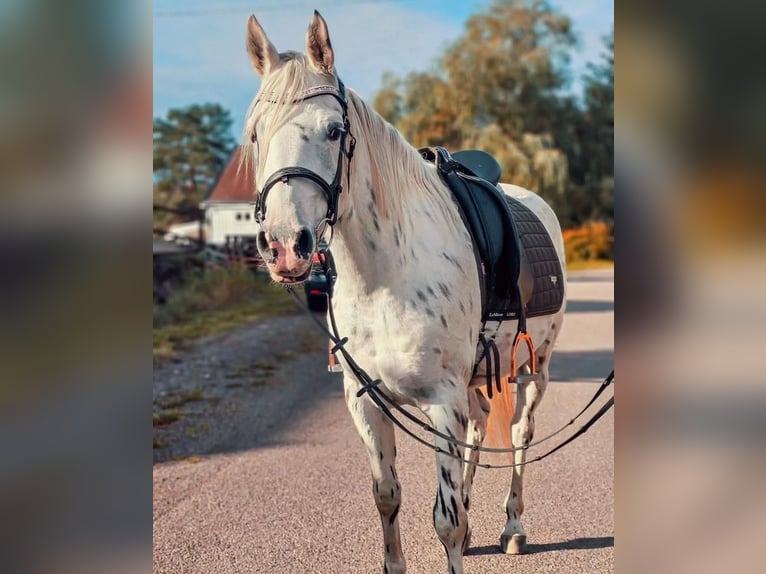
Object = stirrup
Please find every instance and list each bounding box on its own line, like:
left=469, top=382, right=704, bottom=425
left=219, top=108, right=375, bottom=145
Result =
left=510, top=330, right=539, bottom=384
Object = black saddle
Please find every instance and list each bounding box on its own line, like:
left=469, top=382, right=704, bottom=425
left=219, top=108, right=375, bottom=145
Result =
left=452, top=149, right=502, bottom=186
left=420, top=146, right=563, bottom=322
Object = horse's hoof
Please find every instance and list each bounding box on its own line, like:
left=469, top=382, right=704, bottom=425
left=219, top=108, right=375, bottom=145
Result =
left=499, top=533, right=526, bottom=555
left=462, top=527, right=473, bottom=555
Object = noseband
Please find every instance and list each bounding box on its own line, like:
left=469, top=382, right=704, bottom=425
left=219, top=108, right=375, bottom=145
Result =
left=253, top=80, right=356, bottom=228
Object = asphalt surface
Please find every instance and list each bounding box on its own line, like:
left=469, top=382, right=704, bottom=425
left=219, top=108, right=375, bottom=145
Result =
left=153, top=269, right=614, bottom=573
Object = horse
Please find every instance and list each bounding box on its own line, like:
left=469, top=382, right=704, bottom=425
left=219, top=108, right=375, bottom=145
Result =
left=243, top=11, right=567, bottom=574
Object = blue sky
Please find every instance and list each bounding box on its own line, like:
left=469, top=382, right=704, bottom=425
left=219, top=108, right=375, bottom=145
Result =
left=154, top=0, right=613, bottom=137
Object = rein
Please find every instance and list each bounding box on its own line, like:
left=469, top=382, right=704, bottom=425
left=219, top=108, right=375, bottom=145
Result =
left=285, top=254, right=614, bottom=470
left=254, top=78, right=613, bottom=469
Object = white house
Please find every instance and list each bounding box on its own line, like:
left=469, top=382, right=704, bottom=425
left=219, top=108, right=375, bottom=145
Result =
left=199, top=146, right=260, bottom=246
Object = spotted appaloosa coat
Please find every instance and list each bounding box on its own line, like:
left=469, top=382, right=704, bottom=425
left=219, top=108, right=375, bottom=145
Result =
left=245, top=11, right=566, bottom=574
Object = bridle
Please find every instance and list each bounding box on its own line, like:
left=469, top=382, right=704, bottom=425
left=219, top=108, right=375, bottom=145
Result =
left=253, top=80, right=356, bottom=230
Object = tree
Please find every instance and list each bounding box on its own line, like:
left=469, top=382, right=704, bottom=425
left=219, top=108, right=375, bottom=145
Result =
left=373, top=72, right=403, bottom=127
left=153, top=103, right=236, bottom=223
left=441, top=0, right=575, bottom=140
left=397, top=73, right=463, bottom=148
left=373, top=0, right=576, bottom=212
left=580, top=29, right=614, bottom=221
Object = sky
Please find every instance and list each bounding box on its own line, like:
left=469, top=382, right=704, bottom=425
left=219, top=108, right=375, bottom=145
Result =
left=153, top=0, right=613, bottom=138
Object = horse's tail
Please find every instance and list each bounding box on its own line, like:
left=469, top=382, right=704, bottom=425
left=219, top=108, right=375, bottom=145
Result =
left=479, top=379, right=516, bottom=457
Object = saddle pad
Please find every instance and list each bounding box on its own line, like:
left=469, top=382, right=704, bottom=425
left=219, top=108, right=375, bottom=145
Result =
left=504, top=196, right=564, bottom=318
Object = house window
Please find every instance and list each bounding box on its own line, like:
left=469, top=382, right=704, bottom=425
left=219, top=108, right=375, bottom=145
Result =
left=236, top=213, right=242, bottom=221
left=245, top=212, right=251, bottom=220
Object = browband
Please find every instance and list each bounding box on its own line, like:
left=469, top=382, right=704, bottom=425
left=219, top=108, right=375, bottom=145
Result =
left=256, top=83, right=346, bottom=106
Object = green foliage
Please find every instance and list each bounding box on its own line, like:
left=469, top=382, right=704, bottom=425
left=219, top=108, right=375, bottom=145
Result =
left=397, top=73, right=463, bottom=148
left=153, top=103, right=237, bottom=225
left=153, top=267, right=297, bottom=360
left=372, top=0, right=613, bottom=228
left=155, top=267, right=285, bottom=327
left=441, top=0, right=575, bottom=139
left=374, top=72, right=403, bottom=127
left=580, top=28, right=614, bottom=220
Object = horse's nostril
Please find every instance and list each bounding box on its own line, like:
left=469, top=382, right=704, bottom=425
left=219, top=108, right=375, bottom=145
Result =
left=256, top=231, right=272, bottom=260
left=295, top=228, right=313, bottom=258
left=256, top=231, right=267, bottom=248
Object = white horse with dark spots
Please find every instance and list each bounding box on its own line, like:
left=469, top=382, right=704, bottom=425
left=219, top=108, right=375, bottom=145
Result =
left=244, top=11, right=566, bottom=574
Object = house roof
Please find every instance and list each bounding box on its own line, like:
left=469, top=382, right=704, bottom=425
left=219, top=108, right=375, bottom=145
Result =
left=201, top=146, right=255, bottom=205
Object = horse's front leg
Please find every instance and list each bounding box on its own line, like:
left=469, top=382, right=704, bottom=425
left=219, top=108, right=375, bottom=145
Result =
left=345, top=379, right=405, bottom=574
left=423, top=398, right=470, bottom=574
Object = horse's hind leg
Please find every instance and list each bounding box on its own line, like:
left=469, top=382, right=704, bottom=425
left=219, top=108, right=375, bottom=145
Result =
left=500, top=354, right=551, bottom=554
left=345, top=381, right=406, bottom=574
left=461, top=388, right=490, bottom=553
left=423, top=398, right=471, bottom=574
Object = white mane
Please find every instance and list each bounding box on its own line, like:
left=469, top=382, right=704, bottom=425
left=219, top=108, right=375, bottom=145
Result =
left=345, top=88, right=461, bottom=228
left=240, top=52, right=462, bottom=231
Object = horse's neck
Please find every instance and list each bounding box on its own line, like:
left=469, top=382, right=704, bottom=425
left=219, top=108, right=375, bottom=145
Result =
left=330, top=173, right=404, bottom=294
left=330, top=153, right=453, bottom=297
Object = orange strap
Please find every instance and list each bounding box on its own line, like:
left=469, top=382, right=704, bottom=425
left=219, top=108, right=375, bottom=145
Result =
left=327, top=340, right=342, bottom=373
left=328, top=338, right=339, bottom=370
left=511, top=331, right=536, bottom=377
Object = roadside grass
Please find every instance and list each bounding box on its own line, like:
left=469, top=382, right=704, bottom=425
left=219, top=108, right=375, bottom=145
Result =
left=155, top=387, right=206, bottom=409
left=153, top=409, right=183, bottom=426
left=154, top=267, right=299, bottom=361
left=224, top=359, right=279, bottom=387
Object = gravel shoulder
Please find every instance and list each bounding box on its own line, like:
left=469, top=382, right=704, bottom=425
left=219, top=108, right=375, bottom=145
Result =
left=153, top=311, right=337, bottom=464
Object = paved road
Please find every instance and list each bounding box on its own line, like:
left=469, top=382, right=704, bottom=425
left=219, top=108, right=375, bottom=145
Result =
left=153, top=269, right=614, bottom=573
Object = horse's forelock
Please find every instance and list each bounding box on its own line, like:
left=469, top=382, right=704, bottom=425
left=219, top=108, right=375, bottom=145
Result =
left=240, top=53, right=312, bottom=183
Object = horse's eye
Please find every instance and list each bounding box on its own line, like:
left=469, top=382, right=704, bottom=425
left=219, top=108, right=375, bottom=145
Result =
left=328, top=126, right=344, bottom=141
left=250, top=131, right=257, bottom=143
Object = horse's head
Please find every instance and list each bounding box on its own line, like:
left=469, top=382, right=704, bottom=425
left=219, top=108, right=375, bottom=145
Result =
left=245, top=11, right=353, bottom=284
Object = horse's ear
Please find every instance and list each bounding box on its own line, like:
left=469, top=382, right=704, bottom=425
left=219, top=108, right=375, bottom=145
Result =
left=305, top=10, right=334, bottom=75
left=246, top=15, right=280, bottom=76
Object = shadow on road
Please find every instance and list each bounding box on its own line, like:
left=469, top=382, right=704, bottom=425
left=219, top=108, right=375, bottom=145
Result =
left=466, top=536, right=614, bottom=556
left=549, top=349, right=614, bottom=383
left=566, top=299, right=614, bottom=313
